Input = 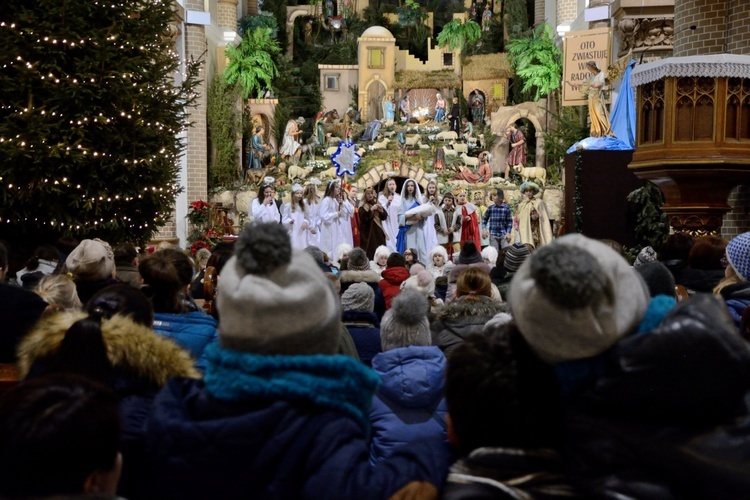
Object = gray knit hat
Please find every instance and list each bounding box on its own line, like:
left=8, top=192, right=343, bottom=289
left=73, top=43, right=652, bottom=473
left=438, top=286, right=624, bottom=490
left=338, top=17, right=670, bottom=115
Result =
left=508, top=234, right=649, bottom=364
left=65, top=239, right=115, bottom=281
left=635, top=261, right=676, bottom=298
left=347, top=248, right=371, bottom=271
left=633, top=245, right=657, bottom=268
left=503, top=243, right=530, bottom=274
left=217, top=223, right=341, bottom=355
left=341, top=282, right=375, bottom=312
left=380, top=289, right=431, bottom=351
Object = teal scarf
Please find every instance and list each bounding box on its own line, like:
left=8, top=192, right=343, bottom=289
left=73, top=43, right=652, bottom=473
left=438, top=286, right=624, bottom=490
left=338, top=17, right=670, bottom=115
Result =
left=204, top=344, right=380, bottom=432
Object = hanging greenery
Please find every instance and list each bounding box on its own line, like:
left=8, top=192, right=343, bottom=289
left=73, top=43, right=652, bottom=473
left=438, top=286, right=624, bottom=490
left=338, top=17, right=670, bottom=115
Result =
left=627, top=182, right=669, bottom=252
left=506, top=23, right=562, bottom=102
left=224, top=27, right=281, bottom=99
left=207, top=75, right=242, bottom=190
left=436, top=19, right=482, bottom=51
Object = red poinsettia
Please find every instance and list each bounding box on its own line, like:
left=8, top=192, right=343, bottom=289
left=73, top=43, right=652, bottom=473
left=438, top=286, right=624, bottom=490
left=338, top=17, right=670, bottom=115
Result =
left=190, top=200, right=210, bottom=211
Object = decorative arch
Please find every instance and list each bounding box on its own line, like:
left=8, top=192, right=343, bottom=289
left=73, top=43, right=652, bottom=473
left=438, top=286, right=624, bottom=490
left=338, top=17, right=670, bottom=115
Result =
left=285, top=5, right=316, bottom=58
left=361, top=77, right=389, bottom=122
left=490, top=101, right=548, bottom=172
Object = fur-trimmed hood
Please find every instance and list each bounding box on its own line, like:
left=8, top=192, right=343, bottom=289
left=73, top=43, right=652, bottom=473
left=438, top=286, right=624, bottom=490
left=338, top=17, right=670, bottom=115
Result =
left=339, top=269, right=382, bottom=284
left=434, top=296, right=506, bottom=321
left=17, top=311, right=200, bottom=385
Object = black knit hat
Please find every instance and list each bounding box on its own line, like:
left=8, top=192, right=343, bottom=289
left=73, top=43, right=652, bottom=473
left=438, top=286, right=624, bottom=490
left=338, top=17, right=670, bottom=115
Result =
left=457, top=242, right=483, bottom=265
left=503, top=244, right=530, bottom=274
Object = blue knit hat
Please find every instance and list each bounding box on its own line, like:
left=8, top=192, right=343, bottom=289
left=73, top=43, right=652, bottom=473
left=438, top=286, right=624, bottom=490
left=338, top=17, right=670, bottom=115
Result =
left=726, top=231, right=750, bottom=281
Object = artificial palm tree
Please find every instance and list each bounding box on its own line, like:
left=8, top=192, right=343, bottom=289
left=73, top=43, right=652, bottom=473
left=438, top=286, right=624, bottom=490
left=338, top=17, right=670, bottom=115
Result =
left=506, top=23, right=562, bottom=102
left=224, top=27, right=281, bottom=99
left=436, top=18, right=482, bottom=51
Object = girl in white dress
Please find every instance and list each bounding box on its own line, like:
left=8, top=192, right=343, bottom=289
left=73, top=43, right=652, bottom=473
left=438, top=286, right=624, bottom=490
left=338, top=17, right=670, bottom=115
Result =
left=282, top=184, right=311, bottom=250
left=422, top=179, right=440, bottom=256
left=303, top=183, right=321, bottom=246
left=378, top=178, right=401, bottom=253
left=250, top=183, right=280, bottom=223
left=319, top=180, right=355, bottom=258
left=397, top=179, right=427, bottom=263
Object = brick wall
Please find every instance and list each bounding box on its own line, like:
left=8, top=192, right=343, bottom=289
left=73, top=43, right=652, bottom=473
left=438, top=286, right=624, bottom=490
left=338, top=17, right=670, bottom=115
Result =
left=722, top=185, right=750, bottom=238
left=674, top=0, right=727, bottom=57
left=534, top=0, right=545, bottom=26
left=246, top=0, right=258, bottom=16
left=556, top=0, right=577, bottom=24
left=218, top=0, right=238, bottom=29
left=726, top=0, right=750, bottom=55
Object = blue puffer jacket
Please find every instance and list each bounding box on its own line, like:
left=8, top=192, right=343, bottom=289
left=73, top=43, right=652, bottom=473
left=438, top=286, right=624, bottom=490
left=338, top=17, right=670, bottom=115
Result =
left=152, top=311, right=218, bottom=372
left=342, top=310, right=382, bottom=366
left=133, top=345, right=451, bottom=499
left=369, top=345, right=449, bottom=465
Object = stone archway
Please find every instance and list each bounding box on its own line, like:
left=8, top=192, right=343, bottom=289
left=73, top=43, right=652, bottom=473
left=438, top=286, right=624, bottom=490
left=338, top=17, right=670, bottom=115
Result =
left=285, top=5, right=316, bottom=58
left=362, top=77, right=388, bottom=123
left=489, top=100, right=547, bottom=173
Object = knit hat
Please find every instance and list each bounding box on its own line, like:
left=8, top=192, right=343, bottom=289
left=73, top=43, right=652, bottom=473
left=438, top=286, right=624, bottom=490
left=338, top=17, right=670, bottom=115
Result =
left=633, top=245, right=657, bottom=268
left=217, top=223, right=341, bottom=355
left=635, top=261, right=676, bottom=298
left=347, top=248, right=371, bottom=271
left=401, top=270, right=436, bottom=297
left=341, top=282, right=375, bottom=312
left=482, top=246, right=499, bottom=266
left=65, top=239, right=115, bottom=281
left=380, top=289, right=431, bottom=351
left=726, top=231, right=750, bottom=281
left=508, top=234, right=649, bottom=364
left=457, top=242, right=483, bottom=265
left=503, top=243, right=530, bottom=274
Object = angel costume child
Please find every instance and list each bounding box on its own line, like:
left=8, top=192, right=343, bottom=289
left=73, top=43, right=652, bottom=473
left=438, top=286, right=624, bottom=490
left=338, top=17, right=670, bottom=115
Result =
left=422, top=180, right=440, bottom=254
left=250, top=183, right=281, bottom=224
left=303, top=184, right=321, bottom=246
left=378, top=178, right=402, bottom=253
left=319, top=180, right=355, bottom=258
left=455, top=188, right=481, bottom=251
left=517, top=181, right=553, bottom=249
left=282, top=183, right=312, bottom=249
left=396, top=179, right=430, bottom=261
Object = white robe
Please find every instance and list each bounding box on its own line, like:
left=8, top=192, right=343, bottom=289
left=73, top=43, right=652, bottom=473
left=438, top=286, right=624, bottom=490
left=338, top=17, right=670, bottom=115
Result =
left=282, top=202, right=311, bottom=250
left=422, top=195, right=439, bottom=258
left=319, top=196, right=355, bottom=258
left=250, top=198, right=280, bottom=224
left=305, top=200, right=321, bottom=246
left=378, top=192, right=401, bottom=253
left=279, top=120, right=301, bottom=157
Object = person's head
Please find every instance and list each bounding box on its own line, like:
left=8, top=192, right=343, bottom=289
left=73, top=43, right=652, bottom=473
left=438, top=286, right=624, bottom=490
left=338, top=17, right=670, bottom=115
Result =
left=374, top=246, right=390, bottom=267
left=86, top=284, right=154, bottom=327
left=217, top=223, right=341, bottom=355
left=257, top=183, right=275, bottom=203
left=347, top=247, right=371, bottom=272
left=688, top=235, right=727, bottom=270
left=403, top=179, right=417, bottom=198
left=442, top=191, right=455, bottom=209
left=436, top=93, right=442, bottom=99
left=303, top=184, right=319, bottom=203
left=659, top=232, right=695, bottom=262
left=401, top=270, right=436, bottom=298
left=452, top=97, right=458, bottom=104
left=586, top=60, right=599, bottom=73
left=426, top=179, right=437, bottom=197
left=520, top=181, right=540, bottom=200
left=387, top=252, right=407, bottom=268
left=456, top=267, right=492, bottom=300
left=334, top=243, right=352, bottom=268
left=482, top=246, right=499, bottom=267
left=461, top=118, right=468, bottom=125
left=456, top=190, right=467, bottom=205
left=324, top=180, right=340, bottom=198
left=508, top=234, right=650, bottom=364
left=633, top=245, right=657, bottom=268
left=255, top=125, right=263, bottom=134
left=65, top=239, right=115, bottom=281
left=725, top=231, right=750, bottom=282
left=503, top=243, right=531, bottom=275
left=341, top=282, right=375, bottom=313
left=349, top=184, right=359, bottom=199
left=380, top=289, right=431, bottom=351
left=507, top=122, right=517, bottom=133
left=291, top=183, right=305, bottom=206
left=113, top=243, right=138, bottom=267
left=493, top=188, right=504, bottom=206
left=430, top=246, right=448, bottom=268
left=0, top=374, right=121, bottom=498
left=25, top=244, right=61, bottom=271
left=635, top=261, right=676, bottom=298
left=404, top=248, right=418, bottom=266
left=35, top=274, right=82, bottom=311
left=363, top=187, right=377, bottom=204
left=139, top=249, right=194, bottom=314
left=456, top=241, right=483, bottom=265
left=296, top=116, right=305, bottom=125
left=383, top=178, right=397, bottom=195
left=445, top=328, right=563, bottom=456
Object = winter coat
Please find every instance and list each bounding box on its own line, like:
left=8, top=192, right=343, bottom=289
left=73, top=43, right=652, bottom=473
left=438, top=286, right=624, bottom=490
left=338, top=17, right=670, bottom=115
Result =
left=131, top=345, right=451, bottom=499
left=566, top=294, right=750, bottom=498
left=153, top=311, right=219, bottom=372
left=340, top=269, right=386, bottom=319
left=342, top=310, right=381, bottom=366
left=442, top=447, right=574, bottom=499
left=431, top=296, right=505, bottom=357
left=379, top=266, right=411, bottom=310
left=369, top=346, right=448, bottom=465
left=677, top=267, right=725, bottom=294
left=0, top=284, right=48, bottom=362
left=719, top=280, right=750, bottom=329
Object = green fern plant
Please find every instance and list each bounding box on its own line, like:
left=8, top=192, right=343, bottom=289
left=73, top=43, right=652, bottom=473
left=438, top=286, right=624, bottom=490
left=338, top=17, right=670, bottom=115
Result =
left=436, top=18, right=482, bottom=51
left=506, top=23, right=562, bottom=102
left=224, top=27, right=281, bottom=99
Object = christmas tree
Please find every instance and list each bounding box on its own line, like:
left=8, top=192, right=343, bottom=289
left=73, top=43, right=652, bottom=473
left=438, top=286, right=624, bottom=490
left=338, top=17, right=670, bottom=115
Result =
left=0, top=0, right=200, bottom=249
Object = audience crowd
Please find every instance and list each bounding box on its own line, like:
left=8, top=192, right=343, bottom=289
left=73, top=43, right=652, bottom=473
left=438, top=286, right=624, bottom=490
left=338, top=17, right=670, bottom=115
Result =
left=2, top=179, right=750, bottom=499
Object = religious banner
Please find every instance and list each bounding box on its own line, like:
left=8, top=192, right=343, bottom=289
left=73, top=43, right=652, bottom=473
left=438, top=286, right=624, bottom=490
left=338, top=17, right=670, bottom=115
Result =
left=562, top=28, right=613, bottom=107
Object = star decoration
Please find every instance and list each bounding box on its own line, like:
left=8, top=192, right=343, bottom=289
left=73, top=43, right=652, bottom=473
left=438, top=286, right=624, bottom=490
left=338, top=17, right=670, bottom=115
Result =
left=330, top=141, right=361, bottom=177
